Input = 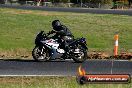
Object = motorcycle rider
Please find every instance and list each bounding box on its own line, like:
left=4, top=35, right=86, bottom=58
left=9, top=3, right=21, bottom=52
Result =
left=48, top=20, right=74, bottom=55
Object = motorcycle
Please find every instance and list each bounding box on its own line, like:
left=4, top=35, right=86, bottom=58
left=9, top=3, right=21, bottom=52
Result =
left=32, top=31, right=88, bottom=63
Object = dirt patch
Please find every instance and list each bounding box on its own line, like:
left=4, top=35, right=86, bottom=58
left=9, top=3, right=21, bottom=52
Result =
left=88, top=52, right=110, bottom=59
left=2, top=9, right=66, bottom=16
left=0, top=48, right=32, bottom=59
left=1, top=8, right=86, bottom=16
left=88, top=52, right=132, bottom=60
left=0, top=49, right=131, bottom=60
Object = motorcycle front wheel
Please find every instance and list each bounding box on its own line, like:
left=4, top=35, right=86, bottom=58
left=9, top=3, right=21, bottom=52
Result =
left=32, top=46, right=49, bottom=62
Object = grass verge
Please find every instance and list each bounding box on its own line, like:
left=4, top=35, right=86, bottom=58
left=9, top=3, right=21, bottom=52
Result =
left=0, top=76, right=131, bottom=88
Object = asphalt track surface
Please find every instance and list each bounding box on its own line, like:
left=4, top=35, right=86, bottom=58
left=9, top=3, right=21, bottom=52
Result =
left=0, top=5, right=132, bottom=16
left=0, top=59, right=131, bottom=76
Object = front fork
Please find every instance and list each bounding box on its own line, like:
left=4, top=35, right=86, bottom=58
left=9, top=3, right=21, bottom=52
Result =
left=40, top=46, right=44, bottom=55
left=39, top=46, right=45, bottom=55
left=39, top=46, right=50, bottom=60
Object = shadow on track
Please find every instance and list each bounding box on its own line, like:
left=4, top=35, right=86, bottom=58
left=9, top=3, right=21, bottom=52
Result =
left=0, top=59, right=80, bottom=63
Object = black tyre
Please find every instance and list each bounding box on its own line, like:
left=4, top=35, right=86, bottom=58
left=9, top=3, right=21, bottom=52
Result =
left=32, top=46, right=49, bottom=62
left=73, top=49, right=87, bottom=63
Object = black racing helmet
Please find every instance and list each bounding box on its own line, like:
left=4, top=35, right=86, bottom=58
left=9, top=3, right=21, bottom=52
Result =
left=52, top=20, right=61, bottom=29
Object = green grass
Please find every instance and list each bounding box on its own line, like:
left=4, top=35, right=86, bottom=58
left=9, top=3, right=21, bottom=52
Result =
left=0, top=8, right=132, bottom=57
left=0, top=76, right=131, bottom=88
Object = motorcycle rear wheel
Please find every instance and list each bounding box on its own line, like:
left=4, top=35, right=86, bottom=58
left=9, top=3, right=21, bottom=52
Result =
left=72, top=48, right=87, bottom=63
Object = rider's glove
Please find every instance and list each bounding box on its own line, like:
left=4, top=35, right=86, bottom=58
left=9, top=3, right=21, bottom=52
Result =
left=47, top=30, right=55, bottom=35
left=50, top=30, right=56, bottom=34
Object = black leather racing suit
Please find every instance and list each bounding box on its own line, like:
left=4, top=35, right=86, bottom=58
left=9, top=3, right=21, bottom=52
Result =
left=49, top=25, right=73, bottom=52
